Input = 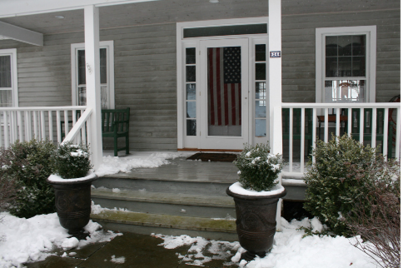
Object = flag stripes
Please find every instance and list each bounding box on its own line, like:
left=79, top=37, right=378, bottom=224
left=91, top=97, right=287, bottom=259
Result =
left=207, top=47, right=241, bottom=126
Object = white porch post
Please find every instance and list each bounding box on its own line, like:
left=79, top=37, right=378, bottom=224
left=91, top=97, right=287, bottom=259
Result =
left=84, top=5, right=103, bottom=170
left=268, top=0, right=283, bottom=230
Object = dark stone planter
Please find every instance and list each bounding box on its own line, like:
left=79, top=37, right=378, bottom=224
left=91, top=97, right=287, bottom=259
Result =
left=48, top=174, right=97, bottom=238
left=227, top=184, right=286, bottom=261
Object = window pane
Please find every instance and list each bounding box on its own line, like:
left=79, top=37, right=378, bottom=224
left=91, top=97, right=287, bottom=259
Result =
left=186, top=120, right=196, bottom=136
left=0, top=56, right=11, bottom=88
left=186, top=66, right=196, bottom=82
left=186, top=102, right=196, bottom=118
left=324, top=80, right=365, bottom=102
left=0, top=90, right=12, bottom=107
left=255, top=44, right=266, bottom=61
left=184, top=24, right=267, bottom=38
left=186, top=84, right=196, bottom=100
left=100, top=48, right=107, bottom=84
left=255, top=63, right=266, bottom=80
left=255, top=82, right=266, bottom=99
left=101, top=85, right=108, bottom=109
left=338, top=36, right=352, bottom=56
left=186, top=48, right=196, bottom=64
left=325, top=35, right=366, bottom=78
left=78, top=86, right=86, bottom=106
left=326, top=37, right=338, bottom=56
left=78, top=49, right=107, bottom=84
left=78, top=50, right=86, bottom=85
left=353, top=35, right=365, bottom=55
left=255, top=100, right=266, bottom=117
left=255, top=119, right=266, bottom=137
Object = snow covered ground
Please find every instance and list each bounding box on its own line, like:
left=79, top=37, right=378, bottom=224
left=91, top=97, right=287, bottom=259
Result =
left=155, top=217, right=378, bottom=268
left=0, top=152, right=379, bottom=267
left=0, top=211, right=378, bottom=268
left=0, top=211, right=121, bottom=267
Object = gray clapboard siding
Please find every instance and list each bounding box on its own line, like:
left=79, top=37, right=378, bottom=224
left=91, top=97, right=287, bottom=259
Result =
left=0, top=0, right=399, bottom=151
left=102, top=23, right=177, bottom=151
left=281, top=8, right=400, bottom=103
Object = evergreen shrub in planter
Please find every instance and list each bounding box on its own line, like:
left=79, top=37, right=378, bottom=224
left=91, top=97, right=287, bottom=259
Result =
left=48, top=142, right=96, bottom=238
left=0, top=140, right=56, bottom=218
left=227, top=143, right=286, bottom=261
left=52, top=142, right=92, bottom=179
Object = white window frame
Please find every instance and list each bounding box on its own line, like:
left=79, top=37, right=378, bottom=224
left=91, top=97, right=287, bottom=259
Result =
left=315, top=26, right=376, bottom=103
left=71, top=40, right=115, bottom=108
left=0, top=48, right=18, bottom=107
left=176, top=17, right=269, bottom=149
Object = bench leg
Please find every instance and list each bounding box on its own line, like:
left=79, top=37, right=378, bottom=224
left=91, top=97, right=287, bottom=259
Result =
left=114, top=136, right=118, bottom=157
left=126, top=135, right=129, bottom=155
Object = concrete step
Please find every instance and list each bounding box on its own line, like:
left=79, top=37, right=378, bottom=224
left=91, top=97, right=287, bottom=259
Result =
left=91, top=175, right=237, bottom=239
left=91, top=188, right=236, bottom=218
left=92, top=176, right=231, bottom=197
left=91, top=210, right=237, bottom=241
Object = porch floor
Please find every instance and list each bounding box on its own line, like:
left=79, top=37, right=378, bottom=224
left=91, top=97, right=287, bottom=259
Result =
left=103, top=156, right=239, bottom=183
left=101, top=151, right=306, bottom=184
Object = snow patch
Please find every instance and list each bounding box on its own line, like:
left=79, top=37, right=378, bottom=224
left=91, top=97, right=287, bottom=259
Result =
left=110, top=255, right=125, bottom=264
left=155, top=218, right=378, bottom=268
left=0, top=211, right=120, bottom=268
left=229, top=181, right=285, bottom=196
left=95, top=151, right=191, bottom=177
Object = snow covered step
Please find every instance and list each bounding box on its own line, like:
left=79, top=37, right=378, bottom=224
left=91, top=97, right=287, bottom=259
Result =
left=92, top=176, right=231, bottom=196
left=91, top=188, right=236, bottom=219
left=91, top=210, right=237, bottom=241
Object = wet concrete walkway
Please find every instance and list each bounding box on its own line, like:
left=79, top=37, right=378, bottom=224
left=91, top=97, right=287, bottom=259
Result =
left=25, top=232, right=237, bottom=268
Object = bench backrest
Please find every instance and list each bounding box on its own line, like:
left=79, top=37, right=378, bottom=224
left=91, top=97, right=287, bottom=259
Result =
left=101, top=108, right=130, bottom=133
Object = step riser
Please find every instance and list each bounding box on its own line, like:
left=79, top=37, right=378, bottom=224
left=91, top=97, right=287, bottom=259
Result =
left=93, top=178, right=230, bottom=197
left=93, top=220, right=238, bottom=241
left=92, top=197, right=236, bottom=219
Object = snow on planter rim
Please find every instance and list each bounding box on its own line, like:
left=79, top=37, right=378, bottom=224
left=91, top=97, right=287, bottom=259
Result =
left=229, top=181, right=285, bottom=196
left=48, top=173, right=97, bottom=183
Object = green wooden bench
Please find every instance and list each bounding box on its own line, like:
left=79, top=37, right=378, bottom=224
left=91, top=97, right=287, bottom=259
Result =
left=102, top=108, right=130, bottom=156
left=61, top=108, right=130, bottom=157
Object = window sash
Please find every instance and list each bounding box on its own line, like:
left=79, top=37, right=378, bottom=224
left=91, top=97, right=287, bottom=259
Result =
left=72, top=41, right=114, bottom=109
left=315, top=26, right=376, bottom=103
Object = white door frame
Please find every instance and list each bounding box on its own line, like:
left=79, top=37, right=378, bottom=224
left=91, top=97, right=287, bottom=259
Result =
left=199, top=38, right=249, bottom=150
left=176, top=17, right=269, bottom=150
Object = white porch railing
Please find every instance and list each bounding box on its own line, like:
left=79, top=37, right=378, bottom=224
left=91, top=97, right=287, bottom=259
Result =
left=281, top=102, right=400, bottom=177
left=0, top=106, right=89, bottom=148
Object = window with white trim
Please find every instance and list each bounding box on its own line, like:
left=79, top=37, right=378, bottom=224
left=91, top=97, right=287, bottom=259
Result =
left=0, top=49, right=18, bottom=107
left=316, top=26, right=376, bottom=103
left=71, top=41, right=115, bottom=108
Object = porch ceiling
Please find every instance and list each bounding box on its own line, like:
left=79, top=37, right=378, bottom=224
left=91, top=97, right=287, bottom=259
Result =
left=0, top=0, right=269, bottom=36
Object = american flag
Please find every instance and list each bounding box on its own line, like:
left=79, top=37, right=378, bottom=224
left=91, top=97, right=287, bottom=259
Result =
left=208, top=47, right=241, bottom=126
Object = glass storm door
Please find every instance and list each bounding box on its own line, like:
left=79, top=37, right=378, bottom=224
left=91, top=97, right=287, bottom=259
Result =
left=200, top=39, right=249, bottom=149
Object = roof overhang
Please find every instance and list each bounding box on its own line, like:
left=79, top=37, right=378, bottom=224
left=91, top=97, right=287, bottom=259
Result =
left=0, top=20, right=43, bottom=46
left=0, top=0, right=158, bottom=18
